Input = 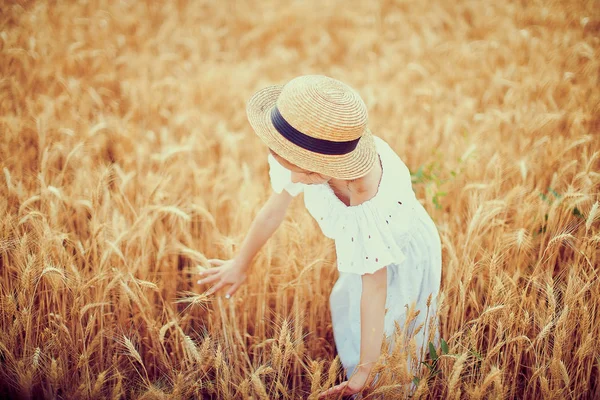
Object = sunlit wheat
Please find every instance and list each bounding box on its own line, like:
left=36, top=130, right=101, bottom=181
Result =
left=0, top=0, right=598, bottom=398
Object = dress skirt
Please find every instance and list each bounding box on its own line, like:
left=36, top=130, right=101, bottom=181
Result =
left=329, top=200, right=442, bottom=380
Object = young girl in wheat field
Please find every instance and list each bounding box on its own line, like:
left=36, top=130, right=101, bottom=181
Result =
left=196, top=75, right=442, bottom=397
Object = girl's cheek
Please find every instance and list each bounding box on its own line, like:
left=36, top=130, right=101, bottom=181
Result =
left=310, top=174, right=327, bottom=184
left=309, top=175, right=328, bottom=185
left=291, top=172, right=304, bottom=183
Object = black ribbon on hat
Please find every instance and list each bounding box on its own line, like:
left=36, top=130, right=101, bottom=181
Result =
left=270, top=106, right=361, bottom=155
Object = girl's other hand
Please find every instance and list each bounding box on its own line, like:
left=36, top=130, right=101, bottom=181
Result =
left=196, top=258, right=248, bottom=298
left=317, top=363, right=373, bottom=398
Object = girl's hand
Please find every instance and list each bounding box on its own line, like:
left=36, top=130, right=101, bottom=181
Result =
left=196, top=258, right=248, bottom=298
left=317, top=364, right=373, bottom=399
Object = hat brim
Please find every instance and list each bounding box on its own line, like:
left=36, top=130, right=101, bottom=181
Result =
left=246, top=84, right=377, bottom=180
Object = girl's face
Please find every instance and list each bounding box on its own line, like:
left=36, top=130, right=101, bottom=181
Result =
left=270, top=150, right=331, bottom=185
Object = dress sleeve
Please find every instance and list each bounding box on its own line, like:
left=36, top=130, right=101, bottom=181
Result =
left=267, top=154, right=304, bottom=197
left=334, top=202, right=415, bottom=275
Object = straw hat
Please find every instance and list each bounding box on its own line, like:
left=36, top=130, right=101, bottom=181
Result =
left=246, top=75, right=377, bottom=180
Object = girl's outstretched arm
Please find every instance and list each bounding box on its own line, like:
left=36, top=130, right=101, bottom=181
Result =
left=318, top=266, right=387, bottom=399
left=358, top=268, right=387, bottom=369
left=353, top=170, right=387, bottom=378
left=236, top=190, right=293, bottom=265
left=197, top=190, right=293, bottom=297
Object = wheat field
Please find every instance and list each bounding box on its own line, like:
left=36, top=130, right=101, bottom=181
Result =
left=1, top=0, right=599, bottom=399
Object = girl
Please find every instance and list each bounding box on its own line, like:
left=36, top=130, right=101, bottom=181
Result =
left=196, top=75, right=442, bottom=397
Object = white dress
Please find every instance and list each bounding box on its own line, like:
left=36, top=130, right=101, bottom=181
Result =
left=267, top=136, right=442, bottom=380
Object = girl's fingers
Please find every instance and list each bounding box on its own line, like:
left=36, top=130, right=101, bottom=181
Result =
left=225, top=282, right=242, bottom=299
left=208, top=259, right=225, bottom=266
left=333, top=382, right=348, bottom=394
left=206, top=281, right=226, bottom=296
left=318, top=382, right=346, bottom=398
left=197, top=274, right=220, bottom=286
left=198, top=267, right=220, bottom=277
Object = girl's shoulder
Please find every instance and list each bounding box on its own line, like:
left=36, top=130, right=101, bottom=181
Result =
left=373, top=135, right=396, bottom=157
left=373, top=135, right=411, bottom=178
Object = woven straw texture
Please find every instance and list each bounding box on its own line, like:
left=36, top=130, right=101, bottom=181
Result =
left=246, top=75, right=377, bottom=180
